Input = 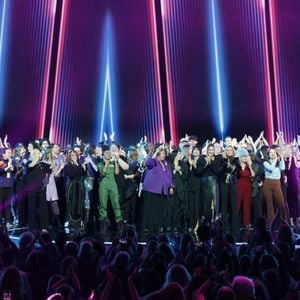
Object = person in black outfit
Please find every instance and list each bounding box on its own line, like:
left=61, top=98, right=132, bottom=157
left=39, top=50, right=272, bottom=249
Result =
left=171, top=149, right=190, bottom=232
left=196, top=144, right=221, bottom=222
left=0, top=147, right=15, bottom=227
left=13, top=143, right=28, bottom=228
left=83, top=144, right=100, bottom=224
left=64, top=150, right=85, bottom=231
left=25, top=148, right=51, bottom=230
left=188, top=146, right=202, bottom=231
left=220, top=145, right=240, bottom=239
left=251, top=150, right=265, bottom=227
left=123, top=148, right=140, bottom=225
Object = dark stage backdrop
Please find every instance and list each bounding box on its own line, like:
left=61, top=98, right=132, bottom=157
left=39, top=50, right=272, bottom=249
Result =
left=0, top=0, right=299, bottom=146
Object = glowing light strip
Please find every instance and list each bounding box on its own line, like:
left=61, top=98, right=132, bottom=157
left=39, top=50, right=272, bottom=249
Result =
left=260, top=0, right=274, bottom=143
left=49, top=0, right=69, bottom=143
left=160, top=0, right=178, bottom=144
left=0, top=0, right=8, bottom=122
left=268, top=0, right=282, bottom=132
left=211, top=0, right=224, bottom=136
left=149, top=0, right=164, bottom=142
left=37, top=0, right=57, bottom=138
left=99, top=51, right=114, bottom=140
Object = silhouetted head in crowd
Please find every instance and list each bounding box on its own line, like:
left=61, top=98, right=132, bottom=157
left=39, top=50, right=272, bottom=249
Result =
left=55, top=284, right=75, bottom=300
left=0, top=266, right=23, bottom=300
left=216, top=286, right=236, bottom=300
left=232, top=275, right=255, bottom=300
left=164, top=264, right=191, bottom=288
left=146, top=238, right=158, bottom=258
left=19, top=231, right=35, bottom=250
left=179, top=233, right=194, bottom=258
left=60, top=256, right=77, bottom=277
left=240, top=255, right=251, bottom=276
left=64, top=241, right=78, bottom=257
left=196, top=223, right=210, bottom=243
left=78, top=240, right=94, bottom=259
left=259, top=254, right=279, bottom=273
left=143, top=282, right=185, bottom=300
left=111, top=251, right=131, bottom=274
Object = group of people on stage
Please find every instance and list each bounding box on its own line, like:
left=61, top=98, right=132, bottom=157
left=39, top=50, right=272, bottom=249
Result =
left=0, top=131, right=299, bottom=239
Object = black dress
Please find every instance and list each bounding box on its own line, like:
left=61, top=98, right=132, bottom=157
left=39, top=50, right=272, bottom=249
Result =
left=64, top=162, right=85, bottom=229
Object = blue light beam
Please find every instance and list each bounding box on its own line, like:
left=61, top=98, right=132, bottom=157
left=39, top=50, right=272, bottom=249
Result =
left=95, top=13, right=118, bottom=143
left=0, top=0, right=9, bottom=124
left=209, top=0, right=228, bottom=139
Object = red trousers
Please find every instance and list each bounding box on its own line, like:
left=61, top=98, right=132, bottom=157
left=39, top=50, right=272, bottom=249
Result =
left=237, top=179, right=252, bottom=226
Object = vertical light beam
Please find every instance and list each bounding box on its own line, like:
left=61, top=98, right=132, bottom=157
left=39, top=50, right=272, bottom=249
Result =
left=99, top=51, right=114, bottom=141
left=259, top=0, right=275, bottom=143
left=49, top=0, right=69, bottom=143
left=210, top=0, right=227, bottom=139
left=268, top=0, right=282, bottom=133
left=160, top=0, right=178, bottom=144
left=96, top=13, right=118, bottom=142
left=37, top=0, right=57, bottom=138
left=149, top=0, right=164, bottom=142
left=0, top=0, right=8, bottom=124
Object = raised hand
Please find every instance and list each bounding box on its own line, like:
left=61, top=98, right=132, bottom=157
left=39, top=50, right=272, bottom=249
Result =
left=103, top=132, right=108, bottom=141
left=3, top=134, right=8, bottom=147
left=110, top=132, right=115, bottom=141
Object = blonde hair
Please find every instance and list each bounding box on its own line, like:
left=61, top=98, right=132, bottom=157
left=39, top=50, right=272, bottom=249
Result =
left=223, top=145, right=235, bottom=159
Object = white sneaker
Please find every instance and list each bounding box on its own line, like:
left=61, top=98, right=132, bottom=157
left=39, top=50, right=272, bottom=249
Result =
left=64, top=221, right=69, bottom=228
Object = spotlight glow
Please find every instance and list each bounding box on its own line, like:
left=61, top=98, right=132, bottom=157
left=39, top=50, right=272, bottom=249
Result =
left=0, top=0, right=9, bottom=124
left=95, top=13, right=118, bottom=142
left=160, top=0, right=178, bottom=144
left=49, top=0, right=69, bottom=143
left=209, top=0, right=228, bottom=139
left=38, top=0, right=57, bottom=138
left=149, top=0, right=165, bottom=142
left=99, top=51, right=114, bottom=141
left=268, top=0, right=282, bottom=133
left=260, top=0, right=275, bottom=143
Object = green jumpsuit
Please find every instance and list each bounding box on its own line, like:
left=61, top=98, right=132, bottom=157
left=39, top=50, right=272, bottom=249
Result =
left=98, top=161, right=122, bottom=223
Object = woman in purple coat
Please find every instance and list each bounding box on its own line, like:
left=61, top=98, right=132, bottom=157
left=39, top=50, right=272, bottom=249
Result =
left=142, top=145, right=174, bottom=234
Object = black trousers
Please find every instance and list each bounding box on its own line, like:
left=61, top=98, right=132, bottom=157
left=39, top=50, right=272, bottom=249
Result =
left=0, top=187, right=13, bottom=223
left=142, top=191, right=166, bottom=233
left=220, top=182, right=239, bottom=238
left=188, top=190, right=200, bottom=229
left=171, top=192, right=182, bottom=229
left=252, top=186, right=263, bottom=227
left=55, top=176, right=66, bottom=223
left=27, top=191, right=49, bottom=230
left=121, top=193, right=137, bottom=224
left=15, top=179, right=27, bottom=227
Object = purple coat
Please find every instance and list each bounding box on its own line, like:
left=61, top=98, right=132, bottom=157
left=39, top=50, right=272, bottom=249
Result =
left=142, top=156, right=174, bottom=196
